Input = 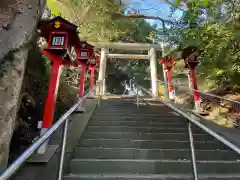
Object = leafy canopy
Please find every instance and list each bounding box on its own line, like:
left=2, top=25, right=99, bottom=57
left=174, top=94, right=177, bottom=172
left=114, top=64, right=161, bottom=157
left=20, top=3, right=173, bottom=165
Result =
left=165, top=0, right=240, bottom=88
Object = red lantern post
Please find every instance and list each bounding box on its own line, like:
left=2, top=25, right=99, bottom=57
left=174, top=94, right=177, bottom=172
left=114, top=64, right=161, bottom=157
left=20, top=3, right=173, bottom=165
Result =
left=182, top=46, right=201, bottom=112
left=88, top=58, right=97, bottom=89
left=34, top=16, right=80, bottom=158
left=187, top=53, right=201, bottom=112
left=75, top=42, right=94, bottom=111
left=90, top=55, right=99, bottom=87
left=79, top=63, right=86, bottom=97
left=88, top=55, right=100, bottom=98
left=160, top=56, right=174, bottom=100
left=89, top=66, right=95, bottom=89
left=40, top=51, right=63, bottom=130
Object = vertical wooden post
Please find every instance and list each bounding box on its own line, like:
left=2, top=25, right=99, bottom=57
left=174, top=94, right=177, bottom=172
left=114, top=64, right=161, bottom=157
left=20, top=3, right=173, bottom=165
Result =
left=190, top=67, right=201, bottom=112
left=98, top=48, right=108, bottom=95
left=75, top=64, right=87, bottom=112
left=161, top=43, right=169, bottom=99
left=37, top=50, right=63, bottom=154
left=167, top=67, right=174, bottom=100
left=149, top=48, right=158, bottom=97
left=88, top=66, right=95, bottom=98
left=90, top=66, right=95, bottom=89
left=78, top=64, right=86, bottom=97
left=187, top=70, right=192, bottom=89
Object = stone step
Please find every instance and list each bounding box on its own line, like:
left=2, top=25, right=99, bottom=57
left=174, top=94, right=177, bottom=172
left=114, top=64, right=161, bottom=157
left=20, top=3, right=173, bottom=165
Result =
left=82, top=132, right=212, bottom=141
left=95, top=107, right=168, bottom=111
left=85, top=126, right=204, bottom=134
left=93, top=113, right=178, bottom=117
left=78, top=139, right=227, bottom=150
left=70, top=159, right=240, bottom=174
left=94, top=109, right=173, bottom=113
left=87, top=121, right=186, bottom=127
left=90, top=116, right=184, bottom=122
left=96, top=107, right=137, bottom=110
left=95, top=109, right=168, bottom=113
left=73, top=147, right=239, bottom=161
left=95, top=109, right=169, bottom=112
left=64, top=174, right=240, bottom=180
left=97, top=104, right=136, bottom=108
left=92, top=114, right=179, bottom=118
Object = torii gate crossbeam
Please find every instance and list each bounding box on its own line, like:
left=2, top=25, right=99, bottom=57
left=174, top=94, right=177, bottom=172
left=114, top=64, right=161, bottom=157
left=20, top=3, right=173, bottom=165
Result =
left=107, top=54, right=150, bottom=59
left=90, top=42, right=164, bottom=50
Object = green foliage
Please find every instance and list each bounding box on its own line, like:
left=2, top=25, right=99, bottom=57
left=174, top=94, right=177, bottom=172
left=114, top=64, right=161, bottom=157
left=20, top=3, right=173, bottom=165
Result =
left=166, top=0, right=240, bottom=89
left=46, top=0, right=61, bottom=16
left=119, top=20, right=159, bottom=82
left=46, top=0, right=163, bottom=88
left=46, top=0, right=132, bottom=41
left=46, top=0, right=240, bottom=91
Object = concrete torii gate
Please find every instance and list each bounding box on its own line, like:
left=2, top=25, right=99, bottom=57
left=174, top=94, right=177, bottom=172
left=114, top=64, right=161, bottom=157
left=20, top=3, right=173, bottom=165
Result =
left=91, top=42, right=163, bottom=97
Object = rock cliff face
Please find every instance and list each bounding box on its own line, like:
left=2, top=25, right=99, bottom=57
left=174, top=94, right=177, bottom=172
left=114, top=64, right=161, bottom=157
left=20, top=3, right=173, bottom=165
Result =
left=0, top=0, right=45, bottom=173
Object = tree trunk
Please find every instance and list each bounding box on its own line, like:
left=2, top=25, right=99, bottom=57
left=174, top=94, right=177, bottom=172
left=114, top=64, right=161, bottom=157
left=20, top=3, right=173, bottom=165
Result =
left=0, top=0, right=45, bottom=173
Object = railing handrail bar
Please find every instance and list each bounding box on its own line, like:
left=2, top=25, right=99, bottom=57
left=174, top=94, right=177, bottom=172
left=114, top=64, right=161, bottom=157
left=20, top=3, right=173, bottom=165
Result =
left=138, top=85, right=240, bottom=155
left=190, top=88, right=240, bottom=105
left=0, top=89, right=94, bottom=179
left=157, top=79, right=240, bottom=104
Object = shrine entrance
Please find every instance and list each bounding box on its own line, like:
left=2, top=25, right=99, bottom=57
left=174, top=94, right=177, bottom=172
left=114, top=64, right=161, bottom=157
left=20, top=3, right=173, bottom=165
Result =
left=91, top=42, right=164, bottom=97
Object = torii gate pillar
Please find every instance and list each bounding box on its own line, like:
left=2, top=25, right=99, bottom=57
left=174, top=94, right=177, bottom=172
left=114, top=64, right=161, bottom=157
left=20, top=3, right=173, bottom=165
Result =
left=149, top=48, right=158, bottom=97
left=98, top=48, right=108, bottom=95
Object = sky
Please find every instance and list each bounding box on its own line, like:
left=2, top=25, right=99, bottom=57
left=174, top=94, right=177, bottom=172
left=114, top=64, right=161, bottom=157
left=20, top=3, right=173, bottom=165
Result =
left=123, top=0, right=183, bottom=28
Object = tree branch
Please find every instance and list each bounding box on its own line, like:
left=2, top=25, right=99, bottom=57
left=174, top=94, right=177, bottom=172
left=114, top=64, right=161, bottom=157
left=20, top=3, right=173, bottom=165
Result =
left=114, top=11, right=174, bottom=24
left=160, top=0, right=187, bottom=12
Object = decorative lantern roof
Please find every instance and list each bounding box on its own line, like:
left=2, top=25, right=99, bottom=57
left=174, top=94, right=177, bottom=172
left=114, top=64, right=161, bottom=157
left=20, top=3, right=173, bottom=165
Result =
left=160, top=56, right=174, bottom=69
left=37, top=16, right=79, bottom=44
left=76, top=41, right=95, bottom=64
left=181, top=46, right=199, bottom=69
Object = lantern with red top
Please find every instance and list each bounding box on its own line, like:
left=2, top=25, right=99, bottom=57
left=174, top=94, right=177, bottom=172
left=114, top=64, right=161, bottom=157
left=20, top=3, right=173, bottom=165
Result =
left=182, top=46, right=201, bottom=113
left=88, top=53, right=99, bottom=69
left=181, top=46, right=198, bottom=69
left=160, top=56, right=175, bottom=100
left=74, top=42, right=94, bottom=112
left=76, top=41, right=94, bottom=64
left=38, top=16, right=80, bottom=64
left=34, top=16, right=80, bottom=158
left=88, top=54, right=100, bottom=94
left=86, top=54, right=99, bottom=99
left=160, top=56, right=174, bottom=69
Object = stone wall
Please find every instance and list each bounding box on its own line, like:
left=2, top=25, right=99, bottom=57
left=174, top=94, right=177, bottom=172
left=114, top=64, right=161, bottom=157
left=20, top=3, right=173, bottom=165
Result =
left=0, top=0, right=45, bottom=173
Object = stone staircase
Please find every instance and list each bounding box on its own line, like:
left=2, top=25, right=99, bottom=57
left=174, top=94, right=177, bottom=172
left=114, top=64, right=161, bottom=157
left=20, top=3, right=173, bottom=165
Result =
left=64, top=98, right=240, bottom=180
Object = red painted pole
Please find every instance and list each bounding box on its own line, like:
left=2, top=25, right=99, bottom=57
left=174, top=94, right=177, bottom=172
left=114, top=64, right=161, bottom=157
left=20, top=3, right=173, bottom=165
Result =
left=90, top=67, right=95, bottom=89
left=190, top=68, right=201, bottom=112
left=41, top=50, right=62, bottom=129
left=37, top=50, right=63, bottom=154
left=167, top=67, right=174, bottom=100
left=78, top=64, right=86, bottom=97
left=190, top=68, right=199, bottom=101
